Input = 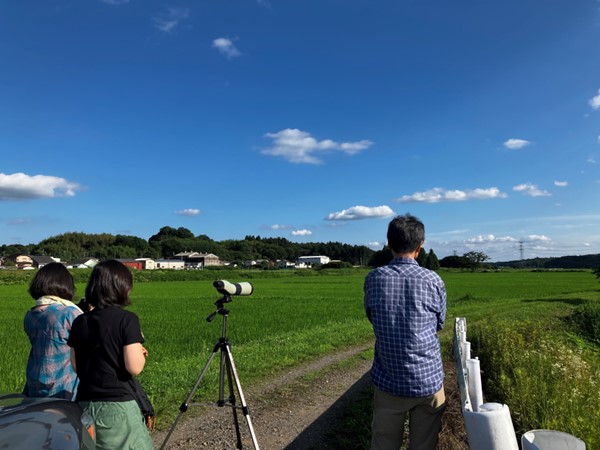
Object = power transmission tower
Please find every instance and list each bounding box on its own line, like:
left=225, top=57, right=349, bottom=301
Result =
left=519, top=241, right=524, bottom=260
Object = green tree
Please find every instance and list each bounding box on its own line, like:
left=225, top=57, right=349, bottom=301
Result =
left=463, top=251, right=489, bottom=270
left=368, top=247, right=393, bottom=267
left=426, top=249, right=440, bottom=271
left=416, top=248, right=428, bottom=267
left=114, top=235, right=158, bottom=258
left=149, top=226, right=194, bottom=245
left=439, top=255, right=469, bottom=268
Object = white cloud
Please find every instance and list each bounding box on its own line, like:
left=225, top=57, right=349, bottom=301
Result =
left=291, top=229, right=312, bottom=236
left=100, top=0, right=130, bottom=4
left=589, top=89, right=600, bottom=110
left=175, top=208, right=200, bottom=216
left=503, top=138, right=531, bottom=150
left=466, top=234, right=517, bottom=243
left=513, top=183, right=551, bottom=197
left=0, top=172, right=82, bottom=200
left=368, top=241, right=384, bottom=249
left=588, top=157, right=597, bottom=164
left=395, top=187, right=507, bottom=203
left=267, top=224, right=293, bottom=230
left=261, top=128, right=373, bottom=164
left=326, top=205, right=395, bottom=221
left=154, top=8, right=190, bottom=33
left=212, top=38, right=241, bottom=59
left=527, top=234, right=551, bottom=242
left=554, top=180, right=568, bottom=187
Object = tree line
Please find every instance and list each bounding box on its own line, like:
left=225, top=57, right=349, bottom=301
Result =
left=0, top=227, right=375, bottom=267
left=2, top=226, right=507, bottom=270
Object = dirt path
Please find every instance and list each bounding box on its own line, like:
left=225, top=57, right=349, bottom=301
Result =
left=151, top=343, right=468, bottom=449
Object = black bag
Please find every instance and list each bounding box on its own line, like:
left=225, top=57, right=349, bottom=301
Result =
left=127, top=378, right=156, bottom=432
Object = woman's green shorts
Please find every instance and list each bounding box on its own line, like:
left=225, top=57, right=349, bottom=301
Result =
left=79, top=399, right=153, bottom=450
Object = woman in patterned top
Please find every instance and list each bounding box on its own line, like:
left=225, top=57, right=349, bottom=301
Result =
left=23, top=262, right=82, bottom=399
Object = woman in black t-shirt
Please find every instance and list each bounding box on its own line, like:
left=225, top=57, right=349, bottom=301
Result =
left=68, top=259, right=153, bottom=450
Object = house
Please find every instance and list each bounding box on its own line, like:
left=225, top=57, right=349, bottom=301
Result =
left=174, top=252, right=222, bottom=269
left=9, top=254, right=33, bottom=269
left=276, top=260, right=296, bottom=269
left=243, top=259, right=272, bottom=268
left=30, top=255, right=60, bottom=269
left=296, top=255, right=330, bottom=266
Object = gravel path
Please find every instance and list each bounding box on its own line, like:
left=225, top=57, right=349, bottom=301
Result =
left=151, top=343, right=467, bottom=450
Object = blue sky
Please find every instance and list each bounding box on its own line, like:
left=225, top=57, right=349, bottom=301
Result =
left=1, top=0, right=600, bottom=262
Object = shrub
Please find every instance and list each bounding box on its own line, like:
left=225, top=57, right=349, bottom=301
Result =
left=571, top=300, right=600, bottom=343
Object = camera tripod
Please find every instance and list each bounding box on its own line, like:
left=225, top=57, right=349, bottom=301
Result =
left=160, top=294, right=260, bottom=450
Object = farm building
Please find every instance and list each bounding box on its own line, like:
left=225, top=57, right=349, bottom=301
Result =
left=117, top=259, right=144, bottom=270
left=69, top=258, right=99, bottom=269
left=174, top=252, right=222, bottom=269
left=155, top=259, right=185, bottom=270
left=297, top=255, right=330, bottom=266
left=135, top=258, right=156, bottom=270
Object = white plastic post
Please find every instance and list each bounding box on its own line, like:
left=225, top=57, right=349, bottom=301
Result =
left=461, top=341, right=471, bottom=367
left=463, top=403, right=519, bottom=450
left=521, top=430, right=586, bottom=450
left=466, top=357, right=483, bottom=412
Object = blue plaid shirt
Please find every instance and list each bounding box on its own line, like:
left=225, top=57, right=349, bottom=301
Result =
left=23, top=303, right=81, bottom=399
left=364, top=257, right=446, bottom=397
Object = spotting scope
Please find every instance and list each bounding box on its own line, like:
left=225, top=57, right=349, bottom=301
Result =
left=213, top=280, right=254, bottom=296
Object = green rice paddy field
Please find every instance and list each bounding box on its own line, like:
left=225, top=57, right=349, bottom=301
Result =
left=1, top=269, right=599, bottom=439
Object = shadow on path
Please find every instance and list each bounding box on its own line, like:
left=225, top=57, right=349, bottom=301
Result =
left=284, top=372, right=373, bottom=450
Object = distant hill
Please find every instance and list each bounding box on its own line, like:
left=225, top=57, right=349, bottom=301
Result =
left=492, top=253, right=600, bottom=269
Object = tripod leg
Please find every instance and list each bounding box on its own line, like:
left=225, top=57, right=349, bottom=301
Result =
left=224, top=344, right=261, bottom=450
left=160, top=347, right=219, bottom=450
left=224, top=360, right=244, bottom=449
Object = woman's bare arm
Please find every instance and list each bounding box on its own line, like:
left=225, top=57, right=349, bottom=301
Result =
left=123, top=342, right=147, bottom=376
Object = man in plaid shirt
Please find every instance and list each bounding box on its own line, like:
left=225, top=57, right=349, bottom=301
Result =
left=364, top=214, right=447, bottom=450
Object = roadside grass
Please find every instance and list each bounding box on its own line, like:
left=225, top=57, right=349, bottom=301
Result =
left=1, top=268, right=599, bottom=443
left=471, top=318, right=600, bottom=447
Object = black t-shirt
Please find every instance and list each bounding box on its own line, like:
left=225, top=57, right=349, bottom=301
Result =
left=67, top=306, right=144, bottom=402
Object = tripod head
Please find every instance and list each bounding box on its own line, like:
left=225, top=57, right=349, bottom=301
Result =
left=206, top=294, right=232, bottom=322
left=206, top=280, right=254, bottom=322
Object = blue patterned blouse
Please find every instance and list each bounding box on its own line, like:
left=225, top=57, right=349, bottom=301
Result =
left=23, top=303, right=82, bottom=399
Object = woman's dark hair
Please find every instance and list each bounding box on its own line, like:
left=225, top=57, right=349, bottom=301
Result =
left=28, top=262, right=75, bottom=301
left=85, top=259, right=133, bottom=309
left=387, top=214, right=425, bottom=254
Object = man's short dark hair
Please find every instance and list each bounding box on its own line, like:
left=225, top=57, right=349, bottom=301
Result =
left=387, top=214, right=425, bottom=254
